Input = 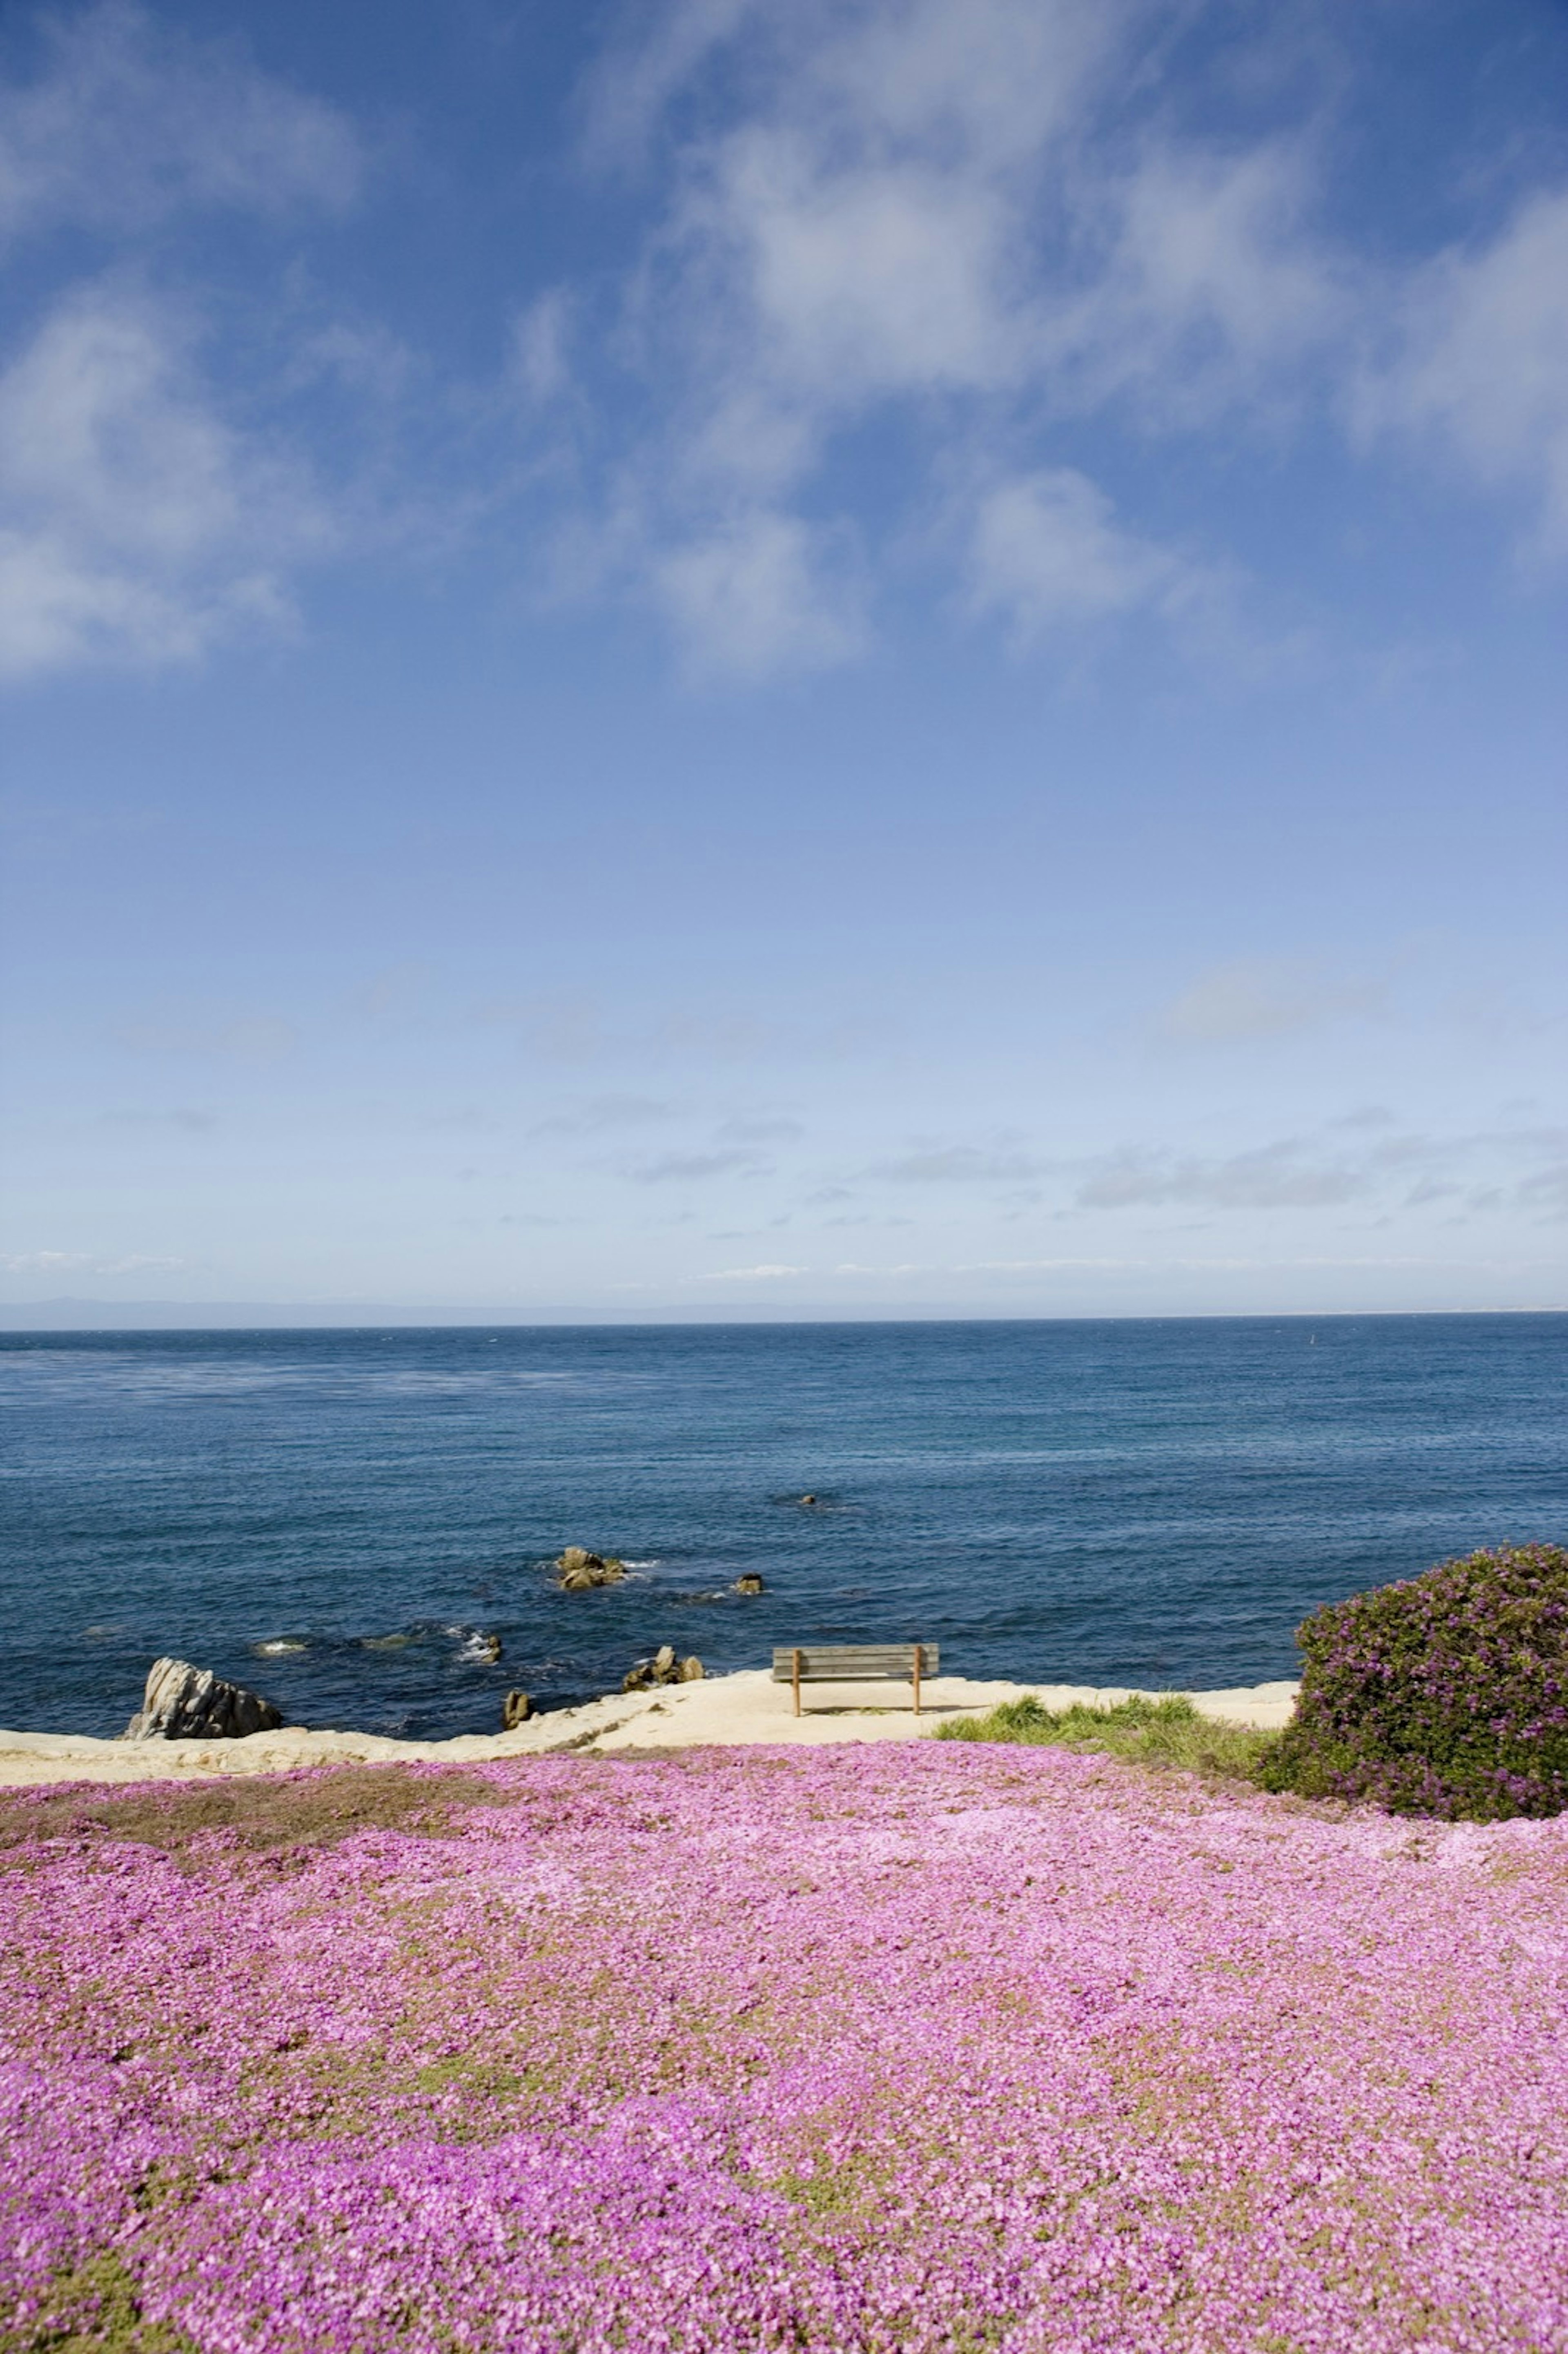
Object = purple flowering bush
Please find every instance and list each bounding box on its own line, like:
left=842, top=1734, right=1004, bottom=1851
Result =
left=4, top=1743, right=1568, bottom=2351
left=1261, top=1542, right=1568, bottom=1819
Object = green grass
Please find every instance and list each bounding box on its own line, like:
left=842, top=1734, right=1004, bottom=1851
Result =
left=933, top=1693, right=1280, bottom=1783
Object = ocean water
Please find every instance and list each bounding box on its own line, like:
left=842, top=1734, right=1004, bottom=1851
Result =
left=2, top=1315, right=1565, bottom=1741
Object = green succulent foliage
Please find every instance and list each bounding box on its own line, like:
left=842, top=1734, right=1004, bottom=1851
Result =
left=1260, top=1543, right=1568, bottom=1820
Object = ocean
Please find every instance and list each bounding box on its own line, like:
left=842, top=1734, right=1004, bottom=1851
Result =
left=2, top=1315, right=1565, bottom=1741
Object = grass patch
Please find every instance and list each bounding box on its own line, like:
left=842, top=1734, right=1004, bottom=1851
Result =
left=933, top=1693, right=1279, bottom=1783
left=0, top=1765, right=530, bottom=1859
left=0, top=2252, right=198, bottom=2354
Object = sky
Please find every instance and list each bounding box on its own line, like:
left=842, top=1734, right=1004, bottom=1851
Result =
left=2, top=0, right=1567, bottom=1322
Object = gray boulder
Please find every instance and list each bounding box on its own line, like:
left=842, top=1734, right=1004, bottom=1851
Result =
left=122, top=1657, right=284, bottom=1742
left=502, top=1690, right=532, bottom=1729
left=733, top=1573, right=765, bottom=1596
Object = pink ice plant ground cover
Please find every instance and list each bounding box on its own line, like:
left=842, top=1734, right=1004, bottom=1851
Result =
left=3, top=1742, right=1568, bottom=2353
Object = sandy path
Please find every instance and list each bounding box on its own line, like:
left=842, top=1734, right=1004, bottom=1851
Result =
left=0, top=1670, right=1298, bottom=1786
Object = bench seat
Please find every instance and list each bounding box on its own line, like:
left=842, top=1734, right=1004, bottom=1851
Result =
left=771, top=1643, right=939, bottom=1716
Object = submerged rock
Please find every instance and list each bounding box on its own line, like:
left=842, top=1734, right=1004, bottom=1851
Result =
left=555, top=1547, right=628, bottom=1592
left=122, top=1657, right=284, bottom=1743
left=733, top=1574, right=766, bottom=1596
left=502, top=1690, right=532, bottom=1729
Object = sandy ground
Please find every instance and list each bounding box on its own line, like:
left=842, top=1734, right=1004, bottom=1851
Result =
left=0, top=1670, right=1299, bottom=1787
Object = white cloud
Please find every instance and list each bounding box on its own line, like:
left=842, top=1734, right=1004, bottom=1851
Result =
left=573, top=0, right=1348, bottom=675
left=1356, top=189, right=1568, bottom=556
left=530, top=1096, right=680, bottom=1137
left=0, top=1, right=362, bottom=245
left=651, top=508, right=864, bottom=678
left=962, top=467, right=1195, bottom=641
left=510, top=290, right=575, bottom=405
left=1, top=1249, right=183, bottom=1274
left=1160, top=958, right=1385, bottom=1041
left=1069, top=141, right=1347, bottom=424
left=567, top=2, right=1568, bottom=673
left=113, top=1009, right=299, bottom=1059
left=871, top=1144, right=1040, bottom=1183
left=631, top=1148, right=760, bottom=1182
left=0, top=7, right=359, bottom=681
left=701, top=1261, right=807, bottom=1279
left=1078, top=1143, right=1365, bottom=1210
left=0, top=286, right=327, bottom=678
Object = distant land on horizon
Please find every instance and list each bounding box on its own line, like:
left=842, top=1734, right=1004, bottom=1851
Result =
left=2, top=1300, right=1565, bottom=1332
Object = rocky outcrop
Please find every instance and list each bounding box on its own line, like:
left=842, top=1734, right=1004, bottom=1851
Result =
left=621, top=1645, right=704, bottom=1692
left=501, top=1690, right=532, bottom=1729
left=733, top=1574, right=766, bottom=1596
left=555, top=1548, right=628, bottom=1592
left=122, top=1657, right=284, bottom=1742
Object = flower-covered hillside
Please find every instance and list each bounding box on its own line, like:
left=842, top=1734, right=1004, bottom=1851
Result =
left=2, top=1743, right=1566, bottom=2353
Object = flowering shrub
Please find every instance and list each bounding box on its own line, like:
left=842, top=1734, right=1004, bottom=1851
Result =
left=1261, top=1542, right=1568, bottom=1819
left=2, top=1744, right=1567, bottom=2351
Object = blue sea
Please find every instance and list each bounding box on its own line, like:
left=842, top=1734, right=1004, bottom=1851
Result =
left=2, top=1315, right=1566, bottom=1741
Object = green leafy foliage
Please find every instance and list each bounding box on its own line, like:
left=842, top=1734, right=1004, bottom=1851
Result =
left=934, top=1691, right=1278, bottom=1781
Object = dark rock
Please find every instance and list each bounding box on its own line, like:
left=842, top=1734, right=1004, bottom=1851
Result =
left=502, top=1690, right=532, bottom=1729
left=799, top=1494, right=818, bottom=1506
left=122, top=1657, right=283, bottom=1743
left=733, top=1573, right=765, bottom=1596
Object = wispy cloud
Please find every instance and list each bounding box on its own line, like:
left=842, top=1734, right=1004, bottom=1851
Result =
left=0, top=1, right=362, bottom=246
left=0, top=285, right=335, bottom=679
left=112, top=1012, right=298, bottom=1060
left=1159, top=958, right=1386, bottom=1042
left=700, top=1261, right=807, bottom=1280
left=547, top=1, right=1568, bottom=676
left=630, top=1149, right=762, bottom=1183
left=0, top=5, right=361, bottom=679
left=870, top=1143, right=1041, bottom=1184
left=530, top=1095, right=680, bottom=1137
left=1, top=1248, right=184, bottom=1275
left=1077, top=1141, right=1365, bottom=1212
left=1354, top=189, right=1568, bottom=558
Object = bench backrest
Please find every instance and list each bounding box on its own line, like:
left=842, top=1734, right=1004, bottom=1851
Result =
left=771, top=1644, right=939, bottom=1683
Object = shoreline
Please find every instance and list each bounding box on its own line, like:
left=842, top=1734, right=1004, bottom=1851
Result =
left=0, top=1670, right=1299, bottom=1787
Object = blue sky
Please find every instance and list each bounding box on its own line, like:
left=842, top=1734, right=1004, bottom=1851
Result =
left=2, top=0, right=1566, bottom=1319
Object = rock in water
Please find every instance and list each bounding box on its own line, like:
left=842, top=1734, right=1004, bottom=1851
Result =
left=555, top=1547, right=628, bottom=1591
left=502, top=1690, right=532, bottom=1728
left=679, top=1656, right=705, bottom=1681
left=122, top=1657, right=283, bottom=1742
left=733, top=1573, right=765, bottom=1596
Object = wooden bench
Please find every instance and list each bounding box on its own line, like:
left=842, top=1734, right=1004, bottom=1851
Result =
left=772, top=1643, right=939, bottom=1717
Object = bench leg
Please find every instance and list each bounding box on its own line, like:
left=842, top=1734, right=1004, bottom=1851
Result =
left=793, top=1647, right=802, bottom=1718
left=913, top=1644, right=922, bottom=1717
